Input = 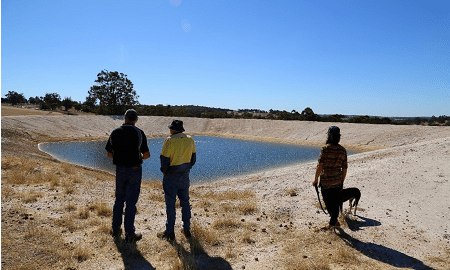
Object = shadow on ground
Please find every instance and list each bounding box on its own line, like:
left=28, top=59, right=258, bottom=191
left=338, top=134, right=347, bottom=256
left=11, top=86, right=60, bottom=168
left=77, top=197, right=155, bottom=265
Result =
left=114, top=238, right=156, bottom=270
left=172, top=237, right=232, bottom=270
left=345, top=214, right=381, bottom=231
left=337, top=228, right=435, bottom=270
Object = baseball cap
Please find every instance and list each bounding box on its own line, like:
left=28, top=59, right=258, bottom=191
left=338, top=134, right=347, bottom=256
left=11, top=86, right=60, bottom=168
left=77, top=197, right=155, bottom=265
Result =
left=124, top=109, right=138, bottom=121
left=327, top=126, right=340, bottom=135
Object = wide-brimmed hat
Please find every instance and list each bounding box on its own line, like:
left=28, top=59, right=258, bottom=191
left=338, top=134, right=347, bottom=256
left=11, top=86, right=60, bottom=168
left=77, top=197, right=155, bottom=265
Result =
left=168, top=120, right=185, bottom=132
left=124, top=109, right=138, bottom=121
left=327, top=126, right=340, bottom=135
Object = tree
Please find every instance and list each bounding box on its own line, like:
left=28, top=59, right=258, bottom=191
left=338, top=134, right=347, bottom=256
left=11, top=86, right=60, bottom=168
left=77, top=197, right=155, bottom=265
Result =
left=301, top=107, right=318, bottom=121
left=42, top=93, right=61, bottom=110
left=28, top=96, right=42, bottom=105
left=5, top=91, right=27, bottom=105
left=62, top=97, right=73, bottom=111
left=88, top=70, right=139, bottom=115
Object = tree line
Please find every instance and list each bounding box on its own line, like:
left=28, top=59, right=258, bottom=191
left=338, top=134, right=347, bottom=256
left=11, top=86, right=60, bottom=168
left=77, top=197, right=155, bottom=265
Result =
left=3, top=69, right=449, bottom=126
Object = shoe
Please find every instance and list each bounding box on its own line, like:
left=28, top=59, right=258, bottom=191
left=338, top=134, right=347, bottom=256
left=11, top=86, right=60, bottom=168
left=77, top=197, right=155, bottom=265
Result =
left=320, top=225, right=333, bottom=231
left=157, top=231, right=175, bottom=242
left=183, top=230, right=192, bottom=238
left=125, top=232, right=142, bottom=243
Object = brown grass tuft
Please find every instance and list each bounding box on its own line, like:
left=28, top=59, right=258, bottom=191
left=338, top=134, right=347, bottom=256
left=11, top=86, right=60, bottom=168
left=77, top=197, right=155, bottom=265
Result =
left=201, top=190, right=256, bottom=201
left=22, top=190, right=43, bottom=203
left=73, top=245, right=90, bottom=263
left=90, top=200, right=113, bottom=217
left=212, top=218, right=242, bottom=230
left=191, top=222, right=221, bottom=246
left=65, top=200, right=77, bottom=212
left=77, top=206, right=90, bottom=219
left=55, top=213, right=78, bottom=233
left=7, top=170, right=27, bottom=185
left=48, top=173, right=60, bottom=189
left=60, top=162, right=75, bottom=174
left=286, top=187, right=298, bottom=196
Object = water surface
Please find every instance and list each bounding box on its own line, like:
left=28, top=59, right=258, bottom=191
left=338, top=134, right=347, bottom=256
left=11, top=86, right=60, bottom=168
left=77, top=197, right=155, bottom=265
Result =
left=39, top=136, right=352, bottom=183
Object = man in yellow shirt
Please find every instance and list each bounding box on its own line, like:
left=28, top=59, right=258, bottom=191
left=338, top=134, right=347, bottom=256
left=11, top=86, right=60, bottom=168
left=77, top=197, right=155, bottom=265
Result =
left=158, top=120, right=196, bottom=242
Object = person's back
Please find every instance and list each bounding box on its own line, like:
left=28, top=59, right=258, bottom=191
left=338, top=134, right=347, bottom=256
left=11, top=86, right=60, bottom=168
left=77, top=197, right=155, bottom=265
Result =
left=160, top=132, right=196, bottom=175
left=158, top=120, right=196, bottom=242
left=318, top=143, right=347, bottom=189
left=313, top=126, right=348, bottom=230
left=105, top=109, right=150, bottom=243
left=107, top=124, right=145, bottom=167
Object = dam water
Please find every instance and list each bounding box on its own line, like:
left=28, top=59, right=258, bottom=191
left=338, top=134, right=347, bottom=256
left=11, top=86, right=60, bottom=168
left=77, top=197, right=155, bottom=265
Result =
left=39, top=136, right=352, bottom=183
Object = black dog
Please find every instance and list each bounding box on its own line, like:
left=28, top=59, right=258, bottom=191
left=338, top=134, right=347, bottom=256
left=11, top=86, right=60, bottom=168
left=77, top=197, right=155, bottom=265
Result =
left=340, top=187, right=361, bottom=215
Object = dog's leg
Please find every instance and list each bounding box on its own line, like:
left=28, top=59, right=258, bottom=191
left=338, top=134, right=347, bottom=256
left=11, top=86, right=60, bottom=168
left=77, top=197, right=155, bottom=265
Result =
left=348, top=198, right=354, bottom=214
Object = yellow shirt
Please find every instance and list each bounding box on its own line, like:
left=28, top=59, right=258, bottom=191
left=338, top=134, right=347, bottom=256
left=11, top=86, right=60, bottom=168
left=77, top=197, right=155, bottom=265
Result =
left=160, top=133, right=196, bottom=173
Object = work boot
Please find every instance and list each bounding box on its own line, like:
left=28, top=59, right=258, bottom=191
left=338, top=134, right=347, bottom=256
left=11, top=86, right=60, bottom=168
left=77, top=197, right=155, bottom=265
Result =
left=157, top=231, right=175, bottom=242
left=125, top=232, right=142, bottom=243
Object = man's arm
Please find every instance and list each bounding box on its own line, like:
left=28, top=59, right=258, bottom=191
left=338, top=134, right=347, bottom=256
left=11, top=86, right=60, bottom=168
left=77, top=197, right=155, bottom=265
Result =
left=190, top=152, right=196, bottom=167
left=312, top=162, right=323, bottom=186
left=160, top=155, right=170, bottom=175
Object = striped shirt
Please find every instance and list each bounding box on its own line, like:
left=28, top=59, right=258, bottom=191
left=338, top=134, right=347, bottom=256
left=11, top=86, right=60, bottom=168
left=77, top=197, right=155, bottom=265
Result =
left=318, top=144, right=347, bottom=189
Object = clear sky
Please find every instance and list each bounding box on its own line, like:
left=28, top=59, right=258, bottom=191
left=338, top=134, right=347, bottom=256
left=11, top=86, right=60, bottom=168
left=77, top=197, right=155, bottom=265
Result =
left=1, top=0, right=449, bottom=117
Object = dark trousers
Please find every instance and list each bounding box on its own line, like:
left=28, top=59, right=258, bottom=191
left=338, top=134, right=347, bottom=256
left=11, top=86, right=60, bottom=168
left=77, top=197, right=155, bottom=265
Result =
left=112, top=166, right=142, bottom=236
left=163, top=173, right=191, bottom=233
left=321, top=185, right=342, bottom=226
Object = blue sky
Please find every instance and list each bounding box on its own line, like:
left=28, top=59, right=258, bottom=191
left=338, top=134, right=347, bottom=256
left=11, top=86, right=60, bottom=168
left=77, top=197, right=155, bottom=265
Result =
left=1, top=0, right=449, bottom=117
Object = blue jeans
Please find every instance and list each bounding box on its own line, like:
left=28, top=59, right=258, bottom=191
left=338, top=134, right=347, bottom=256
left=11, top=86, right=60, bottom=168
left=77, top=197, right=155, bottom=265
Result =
left=163, top=173, right=191, bottom=233
left=112, top=166, right=142, bottom=236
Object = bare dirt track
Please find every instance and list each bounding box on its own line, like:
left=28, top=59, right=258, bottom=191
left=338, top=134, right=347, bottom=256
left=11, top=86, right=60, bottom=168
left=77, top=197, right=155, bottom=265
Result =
left=2, top=114, right=450, bottom=269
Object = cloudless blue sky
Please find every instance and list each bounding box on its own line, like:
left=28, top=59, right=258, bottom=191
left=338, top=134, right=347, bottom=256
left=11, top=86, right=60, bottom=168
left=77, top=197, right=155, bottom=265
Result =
left=2, top=0, right=449, bottom=117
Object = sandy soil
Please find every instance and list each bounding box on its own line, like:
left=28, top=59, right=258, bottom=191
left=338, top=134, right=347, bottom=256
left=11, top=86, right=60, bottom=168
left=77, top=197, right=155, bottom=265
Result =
left=2, top=115, right=450, bottom=269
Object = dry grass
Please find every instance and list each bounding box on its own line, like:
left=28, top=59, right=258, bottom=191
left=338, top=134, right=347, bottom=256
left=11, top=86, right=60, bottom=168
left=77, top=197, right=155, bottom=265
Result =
left=2, top=132, right=449, bottom=270
left=1, top=104, right=64, bottom=116
left=48, top=172, right=60, bottom=189
left=89, top=200, right=113, bottom=217
left=198, top=189, right=256, bottom=201
left=191, top=221, right=221, bottom=246
left=6, top=170, right=27, bottom=185
left=73, top=245, right=91, bottom=263
left=286, top=187, right=298, bottom=196
left=60, top=162, right=75, bottom=174
left=78, top=206, right=90, bottom=219
left=212, top=218, right=242, bottom=230
left=21, top=190, right=43, bottom=203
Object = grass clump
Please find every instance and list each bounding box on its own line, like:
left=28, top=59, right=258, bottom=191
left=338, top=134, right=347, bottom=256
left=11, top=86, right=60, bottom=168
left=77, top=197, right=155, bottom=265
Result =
left=191, top=222, right=221, bottom=246
left=21, top=190, right=43, bottom=203
left=90, top=200, right=113, bottom=217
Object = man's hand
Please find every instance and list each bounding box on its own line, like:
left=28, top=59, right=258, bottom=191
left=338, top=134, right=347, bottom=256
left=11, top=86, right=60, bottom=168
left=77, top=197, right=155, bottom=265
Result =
left=107, top=152, right=114, bottom=159
left=142, top=151, right=150, bottom=160
left=312, top=179, right=318, bottom=187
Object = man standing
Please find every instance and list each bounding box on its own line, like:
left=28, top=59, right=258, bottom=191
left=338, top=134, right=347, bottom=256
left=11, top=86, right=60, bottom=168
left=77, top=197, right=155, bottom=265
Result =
left=158, top=120, right=196, bottom=242
left=106, top=109, right=150, bottom=243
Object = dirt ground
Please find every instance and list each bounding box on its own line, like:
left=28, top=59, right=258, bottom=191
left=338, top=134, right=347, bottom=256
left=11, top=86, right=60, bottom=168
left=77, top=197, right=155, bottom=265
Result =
left=1, top=112, right=450, bottom=269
